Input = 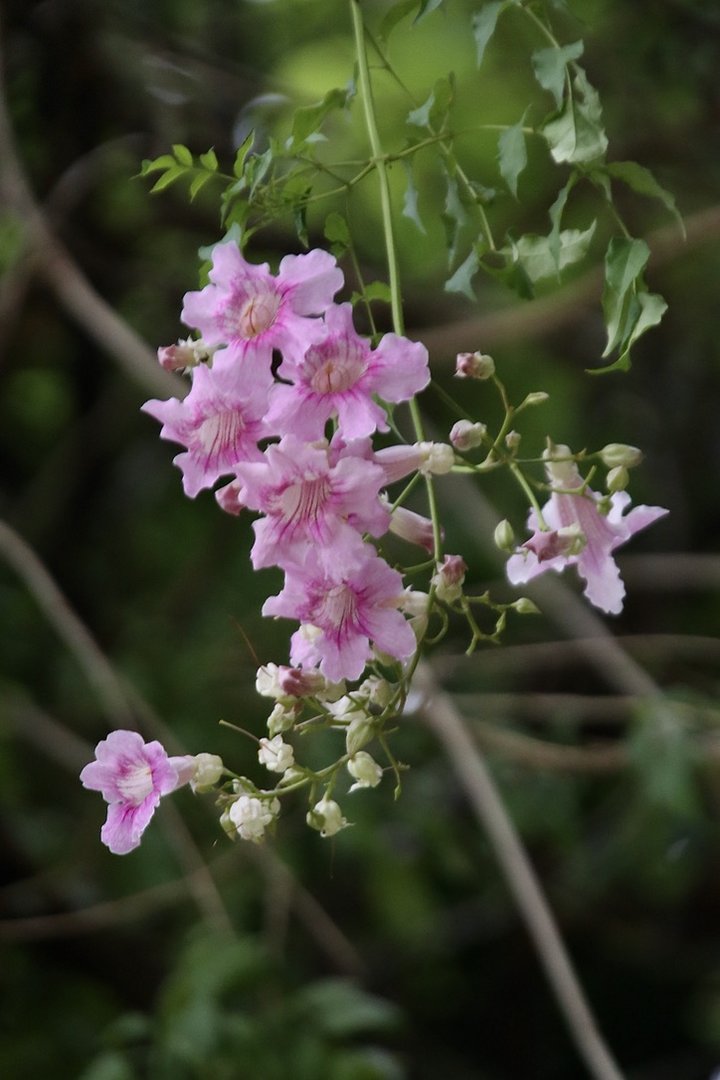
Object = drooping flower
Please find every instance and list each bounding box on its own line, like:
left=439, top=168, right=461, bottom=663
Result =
left=262, top=544, right=416, bottom=682
left=234, top=435, right=389, bottom=568
left=506, top=449, right=668, bottom=614
left=226, top=794, right=280, bottom=843
left=80, top=730, right=196, bottom=855
left=142, top=360, right=269, bottom=497
left=266, top=303, right=430, bottom=440
left=181, top=243, right=343, bottom=374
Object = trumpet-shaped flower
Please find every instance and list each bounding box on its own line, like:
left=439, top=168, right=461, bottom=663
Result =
left=234, top=435, right=389, bottom=568
left=80, top=731, right=196, bottom=855
left=506, top=453, right=668, bottom=614
left=181, top=243, right=343, bottom=374
left=262, top=545, right=416, bottom=682
left=142, top=360, right=269, bottom=497
left=266, top=303, right=430, bottom=440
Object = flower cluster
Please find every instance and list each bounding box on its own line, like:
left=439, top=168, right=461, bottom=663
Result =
left=144, top=242, right=432, bottom=682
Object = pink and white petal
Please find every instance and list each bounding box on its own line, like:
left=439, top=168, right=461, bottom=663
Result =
left=364, top=608, right=416, bottom=663
left=278, top=250, right=344, bottom=313
left=335, top=392, right=388, bottom=439
left=367, top=334, right=430, bottom=403
left=101, top=798, right=157, bottom=856
left=576, top=547, right=626, bottom=615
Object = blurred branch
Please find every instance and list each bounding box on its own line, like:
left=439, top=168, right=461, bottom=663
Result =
left=0, top=18, right=182, bottom=400
left=418, top=205, right=720, bottom=361
left=415, top=661, right=625, bottom=1080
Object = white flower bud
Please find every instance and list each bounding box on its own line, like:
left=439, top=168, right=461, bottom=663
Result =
left=346, top=714, right=375, bottom=756
left=228, top=795, right=280, bottom=842
left=599, top=443, right=643, bottom=469
left=307, top=796, right=347, bottom=838
left=256, top=663, right=284, bottom=700
left=190, top=752, right=224, bottom=793
left=267, top=702, right=296, bottom=737
left=258, top=735, right=294, bottom=774
left=347, top=752, right=383, bottom=791
left=431, top=554, right=467, bottom=604
left=449, top=420, right=487, bottom=451
left=505, top=430, right=521, bottom=450
left=416, top=441, right=455, bottom=475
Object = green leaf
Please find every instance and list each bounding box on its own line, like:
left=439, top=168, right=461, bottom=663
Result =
left=501, top=222, right=596, bottom=284
left=402, top=159, right=426, bottom=234
left=351, top=281, right=392, bottom=306
left=291, top=87, right=348, bottom=150
left=233, top=131, right=255, bottom=178
left=139, top=154, right=177, bottom=176
left=172, top=143, right=193, bottom=166
left=602, top=161, right=684, bottom=234
left=379, top=0, right=418, bottom=42
left=541, top=69, right=608, bottom=165
left=445, top=247, right=479, bottom=300
left=471, top=2, right=505, bottom=68
left=189, top=172, right=213, bottom=200
left=407, top=74, right=454, bottom=131
left=414, top=0, right=445, bottom=23
left=198, top=148, right=218, bottom=171
left=531, top=40, right=584, bottom=110
left=498, top=121, right=527, bottom=198
left=149, top=165, right=188, bottom=193
left=323, top=211, right=351, bottom=254
left=547, top=173, right=578, bottom=268
left=593, top=236, right=667, bottom=372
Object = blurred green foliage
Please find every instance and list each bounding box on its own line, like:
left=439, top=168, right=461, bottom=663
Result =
left=2, top=1, right=720, bottom=1078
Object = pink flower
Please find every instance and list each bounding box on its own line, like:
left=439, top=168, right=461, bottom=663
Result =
left=80, top=731, right=196, bottom=855
left=266, top=303, right=430, bottom=440
left=506, top=454, right=668, bottom=614
left=142, top=361, right=269, bottom=497
left=181, top=243, right=343, bottom=373
left=234, top=435, right=389, bottom=569
left=262, top=545, right=416, bottom=682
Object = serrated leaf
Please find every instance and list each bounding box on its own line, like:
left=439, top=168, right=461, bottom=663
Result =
left=414, top=0, right=445, bottom=23
left=199, top=148, right=218, bottom=171
left=501, top=222, right=596, bottom=284
left=407, top=74, right=454, bottom=132
left=541, top=69, right=608, bottom=165
left=149, top=165, right=188, bottom=193
left=139, top=154, right=176, bottom=176
left=532, top=40, right=584, bottom=110
left=548, top=174, right=578, bottom=268
left=379, top=0, right=418, bottom=42
left=441, top=168, right=468, bottom=265
left=172, top=143, right=193, bottom=166
left=233, top=131, right=255, bottom=178
left=402, top=159, right=426, bottom=234
left=603, top=161, right=684, bottom=234
left=471, top=2, right=505, bottom=68
left=601, top=237, right=650, bottom=356
left=189, top=172, right=213, bottom=200
left=498, top=121, right=527, bottom=198
left=291, top=87, right=347, bottom=150
left=445, top=247, right=479, bottom=300
left=323, top=211, right=351, bottom=251
left=351, top=281, right=392, bottom=306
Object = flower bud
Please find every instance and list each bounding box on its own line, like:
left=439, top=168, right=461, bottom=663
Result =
left=494, top=519, right=516, bottom=552
left=190, top=752, right=224, bottom=793
left=449, top=419, right=487, bottom=451
left=267, top=702, right=296, bottom=737
left=606, top=465, right=629, bottom=493
left=347, top=752, right=383, bottom=791
left=512, top=597, right=540, bottom=615
left=258, top=735, right=294, bottom=774
left=599, top=443, right=643, bottom=469
left=307, top=796, right=347, bottom=838
left=157, top=337, right=215, bottom=371
left=228, top=795, right=280, bottom=842
left=416, top=441, right=455, bottom=475
left=455, top=351, right=495, bottom=380
left=520, top=391, right=549, bottom=408
left=277, top=666, right=326, bottom=698
left=505, top=430, right=521, bottom=451
left=431, top=554, right=468, bottom=603
left=215, top=479, right=244, bottom=516
left=346, top=714, right=375, bottom=756
left=389, top=505, right=437, bottom=553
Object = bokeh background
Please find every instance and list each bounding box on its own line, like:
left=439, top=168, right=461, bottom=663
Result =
left=2, top=0, right=720, bottom=1077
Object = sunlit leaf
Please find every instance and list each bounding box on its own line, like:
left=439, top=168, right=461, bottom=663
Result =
left=407, top=75, right=454, bottom=131
left=500, top=222, right=596, bottom=283
left=233, top=131, right=256, bottom=178
left=290, top=87, right=348, bottom=150
left=471, top=2, right=506, bottom=68
left=199, top=148, right=218, bottom=172
left=414, top=0, right=445, bottom=23
left=445, top=247, right=479, bottom=299
left=498, top=121, right=527, bottom=197
left=531, top=40, right=583, bottom=109
left=602, top=161, right=684, bottom=234
left=541, top=69, right=607, bottom=165
left=324, top=211, right=351, bottom=254
left=379, top=0, right=418, bottom=42
left=189, top=172, right=214, bottom=200
left=593, top=236, right=667, bottom=372
left=172, top=143, right=193, bottom=167
left=149, top=165, right=188, bottom=193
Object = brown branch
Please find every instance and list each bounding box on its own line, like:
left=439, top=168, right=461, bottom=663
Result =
left=415, top=661, right=625, bottom=1080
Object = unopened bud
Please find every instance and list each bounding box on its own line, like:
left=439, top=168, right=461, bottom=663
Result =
left=606, top=465, right=629, bottom=493
left=450, top=419, right=487, bottom=451
left=455, top=351, right=495, bottom=380
left=307, top=796, right=347, bottom=838
left=258, top=735, right=294, bottom=774
left=417, top=441, right=455, bottom=475
left=346, top=714, right=375, bottom=756
left=599, top=443, right=643, bottom=469
left=521, top=391, right=549, bottom=407
left=431, top=554, right=468, bottom=604
left=347, top=752, right=383, bottom=791
left=505, top=430, right=521, bottom=451
left=190, top=752, right=224, bottom=793
left=512, top=597, right=540, bottom=615
left=267, top=702, right=296, bottom=737
left=494, top=519, right=516, bottom=552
